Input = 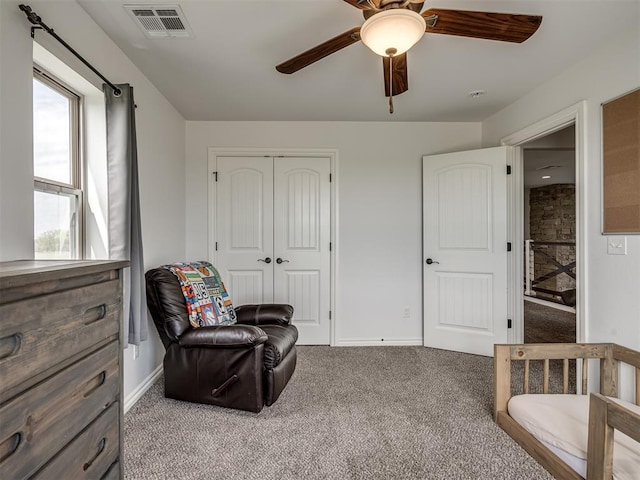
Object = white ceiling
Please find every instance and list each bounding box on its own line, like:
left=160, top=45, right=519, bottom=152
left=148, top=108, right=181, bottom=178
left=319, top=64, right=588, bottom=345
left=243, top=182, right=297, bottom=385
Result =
left=77, top=0, right=639, bottom=122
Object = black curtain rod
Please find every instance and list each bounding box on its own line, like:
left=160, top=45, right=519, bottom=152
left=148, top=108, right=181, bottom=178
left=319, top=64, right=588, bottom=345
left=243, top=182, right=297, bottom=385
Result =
left=19, top=4, right=122, bottom=96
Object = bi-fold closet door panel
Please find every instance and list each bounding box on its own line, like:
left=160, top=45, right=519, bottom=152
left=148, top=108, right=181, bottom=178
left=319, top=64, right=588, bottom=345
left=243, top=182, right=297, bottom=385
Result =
left=215, top=156, right=331, bottom=345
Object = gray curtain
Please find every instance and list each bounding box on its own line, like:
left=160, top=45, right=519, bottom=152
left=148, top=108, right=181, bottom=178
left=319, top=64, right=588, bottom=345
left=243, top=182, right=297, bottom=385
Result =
left=105, top=84, right=148, bottom=346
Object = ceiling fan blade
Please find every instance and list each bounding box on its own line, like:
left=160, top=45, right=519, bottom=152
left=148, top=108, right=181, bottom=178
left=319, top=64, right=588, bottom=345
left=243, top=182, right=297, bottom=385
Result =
left=276, top=27, right=361, bottom=74
left=343, top=0, right=372, bottom=10
left=383, top=53, right=408, bottom=97
left=423, top=9, right=542, bottom=43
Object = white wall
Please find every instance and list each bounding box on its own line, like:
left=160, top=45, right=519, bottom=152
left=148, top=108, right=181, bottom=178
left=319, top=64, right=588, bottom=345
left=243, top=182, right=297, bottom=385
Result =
left=186, top=121, right=481, bottom=344
left=0, top=0, right=186, bottom=401
left=482, top=26, right=640, bottom=398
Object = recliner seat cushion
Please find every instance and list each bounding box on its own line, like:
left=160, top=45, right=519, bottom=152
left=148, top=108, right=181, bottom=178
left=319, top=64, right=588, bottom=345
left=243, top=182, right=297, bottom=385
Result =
left=260, top=325, right=298, bottom=370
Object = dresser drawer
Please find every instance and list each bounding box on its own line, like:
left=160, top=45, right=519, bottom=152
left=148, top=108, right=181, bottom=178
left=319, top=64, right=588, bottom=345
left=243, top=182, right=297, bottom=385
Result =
left=101, top=460, right=121, bottom=480
left=0, top=279, right=121, bottom=397
left=32, top=402, right=120, bottom=480
left=0, top=341, right=119, bottom=480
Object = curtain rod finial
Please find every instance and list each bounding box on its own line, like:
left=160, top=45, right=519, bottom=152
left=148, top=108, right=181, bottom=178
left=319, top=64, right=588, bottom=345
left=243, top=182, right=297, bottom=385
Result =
left=19, top=4, right=41, bottom=25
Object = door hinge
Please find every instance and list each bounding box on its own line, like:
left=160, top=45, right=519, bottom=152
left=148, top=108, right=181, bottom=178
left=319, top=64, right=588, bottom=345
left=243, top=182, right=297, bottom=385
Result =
left=329, top=173, right=332, bottom=183
left=215, top=241, right=218, bottom=251
left=213, top=171, right=218, bottom=182
left=507, top=242, right=512, bottom=252
left=329, top=242, right=332, bottom=252
left=329, top=310, right=332, bottom=320
left=507, top=165, right=512, bottom=175
left=507, top=319, right=512, bottom=329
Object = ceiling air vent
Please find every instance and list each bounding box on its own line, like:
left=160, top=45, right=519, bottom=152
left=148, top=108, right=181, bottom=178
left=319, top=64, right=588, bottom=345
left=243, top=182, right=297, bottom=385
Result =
left=124, top=5, right=193, bottom=38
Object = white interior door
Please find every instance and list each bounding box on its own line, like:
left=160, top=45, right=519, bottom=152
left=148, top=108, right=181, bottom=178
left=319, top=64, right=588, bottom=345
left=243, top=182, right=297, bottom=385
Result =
left=274, top=157, right=331, bottom=345
left=216, top=156, right=274, bottom=305
left=215, top=155, right=331, bottom=345
left=423, top=147, right=509, bottom=357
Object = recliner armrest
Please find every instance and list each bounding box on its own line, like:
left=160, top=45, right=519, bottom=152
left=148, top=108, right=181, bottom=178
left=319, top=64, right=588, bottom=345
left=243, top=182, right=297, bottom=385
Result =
left=178, top=325, right=268, bottom=348
left=234, top=304, right=294, bottom=326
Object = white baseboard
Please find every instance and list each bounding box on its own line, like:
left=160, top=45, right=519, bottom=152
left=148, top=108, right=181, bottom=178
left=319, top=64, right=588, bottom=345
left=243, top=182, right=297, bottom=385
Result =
left=124, top=364, right=163, bottom=414
left=335, top=338, right=423, bottom=347
left=524, top=295, right=576, bottom=313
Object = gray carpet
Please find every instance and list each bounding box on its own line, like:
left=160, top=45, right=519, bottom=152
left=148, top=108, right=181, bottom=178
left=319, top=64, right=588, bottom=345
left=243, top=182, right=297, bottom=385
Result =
left=524, top=300, right=576, bottom=344
left=124, top=346, right=552, bottom=479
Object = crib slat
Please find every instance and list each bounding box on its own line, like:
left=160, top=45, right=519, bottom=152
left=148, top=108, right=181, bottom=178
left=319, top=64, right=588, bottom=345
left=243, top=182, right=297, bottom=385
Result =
left=563, top=359, right=569, bottom=394
left=582, top=358, right=588, bottom=394
left=524, top=359, right=530, bottom=394
left=543, top=359, right=549, bottom=394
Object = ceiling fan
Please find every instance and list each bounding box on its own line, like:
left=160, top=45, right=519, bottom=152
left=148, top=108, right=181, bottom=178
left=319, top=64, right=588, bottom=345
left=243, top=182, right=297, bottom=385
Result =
left=276, top=0, right=542, bottom=113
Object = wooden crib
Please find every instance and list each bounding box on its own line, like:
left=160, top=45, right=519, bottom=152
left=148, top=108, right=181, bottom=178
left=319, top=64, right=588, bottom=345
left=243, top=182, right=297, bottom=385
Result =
left=494, top=343, right=640, bottom=480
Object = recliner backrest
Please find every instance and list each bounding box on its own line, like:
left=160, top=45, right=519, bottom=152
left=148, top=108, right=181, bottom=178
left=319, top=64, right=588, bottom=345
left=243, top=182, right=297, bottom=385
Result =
left=145, top=267, right=192, bottom=349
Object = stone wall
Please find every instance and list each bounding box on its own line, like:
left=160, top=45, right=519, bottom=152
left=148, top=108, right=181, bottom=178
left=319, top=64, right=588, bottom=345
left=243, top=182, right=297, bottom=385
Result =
left=528, top=184, right=576, bottom=302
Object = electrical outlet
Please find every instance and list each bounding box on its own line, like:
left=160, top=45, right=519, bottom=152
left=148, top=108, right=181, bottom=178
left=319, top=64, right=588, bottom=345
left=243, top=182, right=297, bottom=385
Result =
left=133, top=344, right=139, bottom=360
left=607, top=236, right=627, bottom=255
left=402, top=307, right=410, bottom=318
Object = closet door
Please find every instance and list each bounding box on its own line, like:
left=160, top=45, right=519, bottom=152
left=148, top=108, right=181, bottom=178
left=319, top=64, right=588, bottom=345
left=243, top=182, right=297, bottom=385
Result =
left=215, top=155, right=331, bottom=344
left=216, top=156, right=274, bottom=305
left=274, top=157, right=331, bottom=345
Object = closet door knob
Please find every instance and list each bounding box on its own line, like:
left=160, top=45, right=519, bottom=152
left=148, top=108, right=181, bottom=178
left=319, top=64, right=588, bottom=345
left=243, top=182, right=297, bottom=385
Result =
left=426, top=258, right=439, bottom=265
left=276, top=258, right=289, bottom=264
left=258, top=257, right=272, bottom=264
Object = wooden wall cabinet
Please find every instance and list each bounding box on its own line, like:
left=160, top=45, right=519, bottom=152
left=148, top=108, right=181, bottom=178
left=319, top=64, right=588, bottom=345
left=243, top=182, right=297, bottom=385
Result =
left=0, top=260, right=128, bottom=480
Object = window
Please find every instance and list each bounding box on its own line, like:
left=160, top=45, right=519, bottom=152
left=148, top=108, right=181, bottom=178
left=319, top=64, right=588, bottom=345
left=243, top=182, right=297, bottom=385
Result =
left=33, top=67, right=83, bottom=259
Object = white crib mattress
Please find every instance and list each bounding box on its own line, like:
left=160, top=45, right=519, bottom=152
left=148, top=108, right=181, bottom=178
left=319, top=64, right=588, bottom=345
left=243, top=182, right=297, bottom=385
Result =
left=508, top=394, right=640, bottom=480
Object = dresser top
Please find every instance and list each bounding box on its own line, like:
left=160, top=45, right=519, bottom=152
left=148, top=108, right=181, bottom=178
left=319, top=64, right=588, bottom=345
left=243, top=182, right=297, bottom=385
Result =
left=0, top=259, right=129, bottom=289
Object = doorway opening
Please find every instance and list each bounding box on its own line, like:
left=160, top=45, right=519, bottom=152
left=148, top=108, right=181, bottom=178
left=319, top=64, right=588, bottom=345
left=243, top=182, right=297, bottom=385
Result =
left=521, top=125, right=577, bottom=344
left=501, top=101, right=586, bottom=351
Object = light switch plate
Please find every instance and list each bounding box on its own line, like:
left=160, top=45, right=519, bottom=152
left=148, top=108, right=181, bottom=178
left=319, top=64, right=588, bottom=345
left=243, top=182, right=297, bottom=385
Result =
left=607, top=235, right=627, bottom=255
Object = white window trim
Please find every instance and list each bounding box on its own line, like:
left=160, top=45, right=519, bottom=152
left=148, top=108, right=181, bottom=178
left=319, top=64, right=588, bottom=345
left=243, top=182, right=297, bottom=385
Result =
left=33, top=65, right=85, bottom=259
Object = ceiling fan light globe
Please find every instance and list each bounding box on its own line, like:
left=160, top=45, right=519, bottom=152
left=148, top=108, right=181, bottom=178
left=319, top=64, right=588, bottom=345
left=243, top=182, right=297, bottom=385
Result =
left=360, top=9, right=426, bottom=57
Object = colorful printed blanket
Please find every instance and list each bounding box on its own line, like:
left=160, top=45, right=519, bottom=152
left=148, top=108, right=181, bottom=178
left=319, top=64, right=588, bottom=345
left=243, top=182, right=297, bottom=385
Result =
left=164, top=261, right=236, bottom=328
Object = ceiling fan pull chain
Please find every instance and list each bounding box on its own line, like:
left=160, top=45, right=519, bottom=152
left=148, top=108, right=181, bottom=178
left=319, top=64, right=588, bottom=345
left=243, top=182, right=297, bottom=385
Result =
left=388, top=54, right=394, bottom=114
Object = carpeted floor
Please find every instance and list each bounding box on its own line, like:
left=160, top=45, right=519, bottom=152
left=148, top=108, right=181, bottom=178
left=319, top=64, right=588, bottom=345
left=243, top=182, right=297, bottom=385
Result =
left=524, top=300, right=576, bottom=344
left=124, top=346, right=553, bottom=479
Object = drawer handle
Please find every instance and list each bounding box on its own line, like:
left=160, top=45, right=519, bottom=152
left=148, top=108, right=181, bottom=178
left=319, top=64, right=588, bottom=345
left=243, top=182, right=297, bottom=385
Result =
left=0, top=333, right=22, bottom=360
left=0, top=432, right=22, bottom=464
left=83, top=437, right=106, bottom=471
left=83, top=371, right=107, bottom=398
left=84, top=304, right=107, bottom=325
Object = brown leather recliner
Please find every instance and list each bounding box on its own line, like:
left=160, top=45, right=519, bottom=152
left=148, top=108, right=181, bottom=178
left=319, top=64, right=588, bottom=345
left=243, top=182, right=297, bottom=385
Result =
left=145, top=267, right=298, bottom=413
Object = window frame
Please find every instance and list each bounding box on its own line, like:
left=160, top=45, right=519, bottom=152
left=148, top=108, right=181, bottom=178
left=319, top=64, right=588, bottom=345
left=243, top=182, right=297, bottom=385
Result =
left=33, top=65, right=85, bottom=259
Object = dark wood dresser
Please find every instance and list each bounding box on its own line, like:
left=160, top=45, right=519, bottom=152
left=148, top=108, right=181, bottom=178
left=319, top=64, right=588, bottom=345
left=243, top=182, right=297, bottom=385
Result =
left=0, top=260, right=128, bottom=479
